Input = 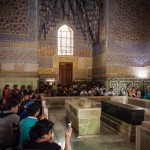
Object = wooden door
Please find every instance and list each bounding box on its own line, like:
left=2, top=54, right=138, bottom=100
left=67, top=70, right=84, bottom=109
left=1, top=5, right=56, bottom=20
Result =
left=59, top=62, right=73, bottom=86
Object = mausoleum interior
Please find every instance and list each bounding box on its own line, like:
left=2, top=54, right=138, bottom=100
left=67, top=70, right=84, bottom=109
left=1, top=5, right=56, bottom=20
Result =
left=0, top=0, right=150, bottom=150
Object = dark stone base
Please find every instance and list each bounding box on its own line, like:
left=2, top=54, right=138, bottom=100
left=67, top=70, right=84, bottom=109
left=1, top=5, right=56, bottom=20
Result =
left=101, top=112, right=136, bottom=142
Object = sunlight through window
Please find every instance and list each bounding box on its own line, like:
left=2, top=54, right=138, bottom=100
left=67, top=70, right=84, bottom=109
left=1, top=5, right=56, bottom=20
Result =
left=58, top=25, right=73, bottom=55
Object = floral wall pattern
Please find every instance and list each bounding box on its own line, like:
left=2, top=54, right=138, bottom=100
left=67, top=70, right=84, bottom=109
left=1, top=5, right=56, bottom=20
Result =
left=112, top=0, right=150, bottom=42
left=0, top=0, right=28, bottom=34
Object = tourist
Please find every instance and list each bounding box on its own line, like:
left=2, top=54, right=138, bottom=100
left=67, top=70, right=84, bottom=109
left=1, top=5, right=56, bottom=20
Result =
left=136, top=89, right=142, bottom=98
left=107, top=88, right=115, bottom=96
left=0, top=97, right=7, bottom=111
left=2, top=84, right=11, bottom=101
left=101, top=89, right=108, bottom=96
left=26, top=85, right=34, bottom=95
left=34, top=89, right=41, bottom=99
left=119, top=85, right=128, bottom=96
left=0, top=100, right=20, bottom=148
left=23, top=118, right=72, bottom=150
left=19, top=103, right=40, bottom=148
left=11, top=84, right=20, bottom=100
left=19, top=85, right=27, bottom=98
left=143, top=86, right=150, bottom=100
left=99, top=85, right=105, bottom=95
left=88, top=87, right=96, bottom=96
left=80, top=88, right=88, bottom=96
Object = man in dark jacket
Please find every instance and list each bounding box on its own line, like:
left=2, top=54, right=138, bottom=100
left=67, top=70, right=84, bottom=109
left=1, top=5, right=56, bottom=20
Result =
left=0, top=100, right=20, bottom=148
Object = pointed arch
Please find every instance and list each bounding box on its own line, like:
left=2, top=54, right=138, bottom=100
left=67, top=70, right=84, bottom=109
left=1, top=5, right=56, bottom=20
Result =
left=58, top=25, right=73, bottom=55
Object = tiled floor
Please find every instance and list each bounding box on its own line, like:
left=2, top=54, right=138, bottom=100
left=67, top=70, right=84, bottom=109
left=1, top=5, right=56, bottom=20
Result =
left=48, top=108, right=135, bottom=150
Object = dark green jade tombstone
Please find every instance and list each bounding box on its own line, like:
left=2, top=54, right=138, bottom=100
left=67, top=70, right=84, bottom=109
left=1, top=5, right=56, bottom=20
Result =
left=101, top=101, right=145, bottom=142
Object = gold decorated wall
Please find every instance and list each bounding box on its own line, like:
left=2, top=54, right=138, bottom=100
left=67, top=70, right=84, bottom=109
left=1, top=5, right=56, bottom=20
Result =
left=92, top=53, right=107, bottom=79
left=38, top=19, right=93, bottom=82
left=93, top=0, right=150, bottom=80
left=0, top=0, right=38, bottom=90
left=0, top=0, right=150, bottom=92
left=0, top=0, right=28, bottom=34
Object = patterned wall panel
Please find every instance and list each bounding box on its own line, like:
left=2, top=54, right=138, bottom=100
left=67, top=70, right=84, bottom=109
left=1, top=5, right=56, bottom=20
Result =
left=109, top=80, right=118, bottom=95
left=106, top=79, right=150, bottom=96
left=100, top=0, right=105, bottom=40
left=112, top=0, right=150, bottom=42
left=143, top=80, right=150, bottom=89
left=38, top=56, right=53, bottom=68
left=0, top=0, right=28, bottom=34
left=119, top=80, right=133, bottom=87
left=107, top=53, right=150, bottom=67
left=0, top=0, right=38, bottom=42
left=0, top=49, right=37, bottom=64
left=38, top=41, right=54, bottom=56
left=38, top=21, right=93, bottom=58
left=134, top=81, right=143, bottom=89
left=53, top=56, right=78, bottom=69
left=38, top=68, right=55, bottom=75
left=106, top=66, right=150, bottom=79
left=0, top=41, right=38, bottom=48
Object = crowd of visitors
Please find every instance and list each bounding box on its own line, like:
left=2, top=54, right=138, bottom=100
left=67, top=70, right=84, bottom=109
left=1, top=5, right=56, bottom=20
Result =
left=0, top=81, right=150, bottom=149
left=39, top=81, right=150, bottom=99
left=0, top=84, right=72, bottom=150
left=119, top=84, right=150, bottom=99
left=40, top=82, right=116, bottom=97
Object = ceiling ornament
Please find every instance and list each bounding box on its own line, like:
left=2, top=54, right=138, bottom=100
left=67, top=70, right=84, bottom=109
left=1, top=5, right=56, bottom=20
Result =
left=39, top=0, right=103, bottom=43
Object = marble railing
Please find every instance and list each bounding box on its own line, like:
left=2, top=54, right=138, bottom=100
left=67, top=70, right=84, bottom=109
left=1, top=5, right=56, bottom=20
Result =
left=128, top=97, right=150, bottom=120
left=136, top=121, right=150, bottom=150
left=41, top=95, right=150, bottom=119
left=41, top=96, right=128, bottom=108
left=128, top=97, right=150, bottom=109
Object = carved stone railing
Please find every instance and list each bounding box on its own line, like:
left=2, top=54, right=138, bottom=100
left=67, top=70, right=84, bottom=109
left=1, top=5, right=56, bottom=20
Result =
left=136, top=121, right=150, bottom=150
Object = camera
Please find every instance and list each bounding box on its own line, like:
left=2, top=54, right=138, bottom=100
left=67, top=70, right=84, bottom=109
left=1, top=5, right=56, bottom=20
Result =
left=67, top=121, right=71, bottom=129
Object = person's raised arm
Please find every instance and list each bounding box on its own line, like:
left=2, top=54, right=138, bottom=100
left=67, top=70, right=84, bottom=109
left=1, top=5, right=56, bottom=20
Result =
left=64, top=128, right=72, bottom=150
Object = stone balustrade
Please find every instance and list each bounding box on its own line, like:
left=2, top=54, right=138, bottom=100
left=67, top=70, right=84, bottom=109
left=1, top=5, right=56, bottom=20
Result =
left=42, top=96, right=128, bottom=108
left=136, top=121, right=150, bottom=150
left=128, top=97, right=150, bottom=120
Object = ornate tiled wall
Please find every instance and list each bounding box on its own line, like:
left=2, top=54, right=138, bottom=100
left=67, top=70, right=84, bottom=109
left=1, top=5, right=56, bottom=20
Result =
left=38, top=55, right=93, bottom=81
left=0, top=0, right=150, bottom=87
left=0, top=0, right=38, bottom=42
left=0, top=0, right=28, bottom=34
left=0, top=1, right=38, bottom=62
left=99, top=0, right=105, bottom=41
left=0, top=0, right=38, bottom=85
left=107, top=52, right=150, bottom=67
left=92, top=53, right=107, bottom=79
left=112, top=0, right=150, bottom=43
left=106, top=66, right=150, bottom=78
left=0, top=48, right=37, bottom=64
left=106, top=78, right=150, bottom=96
left=38, top=18, right=93, bottom=81
left=107, top=0, right=150, bottom=54
left=92, top=0, right=150, bottom=81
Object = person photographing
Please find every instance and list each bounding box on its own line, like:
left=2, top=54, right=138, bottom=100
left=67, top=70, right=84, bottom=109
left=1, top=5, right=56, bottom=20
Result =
left=23, top=118, right=72, bottom=150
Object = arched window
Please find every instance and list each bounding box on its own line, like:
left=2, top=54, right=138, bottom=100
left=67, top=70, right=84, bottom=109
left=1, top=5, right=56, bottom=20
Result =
left=58, top=25, right=73, bottom=55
